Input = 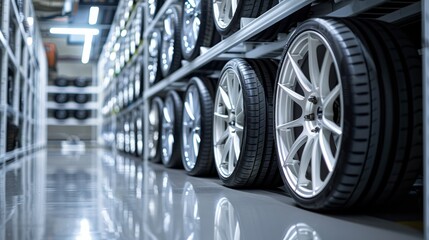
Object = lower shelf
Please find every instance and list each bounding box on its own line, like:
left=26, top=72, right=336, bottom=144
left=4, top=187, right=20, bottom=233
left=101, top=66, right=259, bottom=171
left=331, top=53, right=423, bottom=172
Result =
left=47, top=118, right=100, bottom=126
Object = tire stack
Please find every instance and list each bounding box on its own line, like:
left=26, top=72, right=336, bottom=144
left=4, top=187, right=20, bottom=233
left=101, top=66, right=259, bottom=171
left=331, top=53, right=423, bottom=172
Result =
left=103, top=0, right=423, bottom=212
left=51, top=77, right=93, bottom=121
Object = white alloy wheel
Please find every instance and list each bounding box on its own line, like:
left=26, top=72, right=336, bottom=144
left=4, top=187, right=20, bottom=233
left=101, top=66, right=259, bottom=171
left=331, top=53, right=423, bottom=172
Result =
left=275, top=31, right=343, bottom=198
left=213, top=68, right=244, bottom=178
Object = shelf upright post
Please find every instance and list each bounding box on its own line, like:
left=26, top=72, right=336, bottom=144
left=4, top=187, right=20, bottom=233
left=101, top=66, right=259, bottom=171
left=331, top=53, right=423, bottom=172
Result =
left=142, top=0, right=150, bottom=163
left=423, top=0, right=429, bottom=238
left=21, top=42, right=29, bottom=148
left=0, top=0, right=10, bottom=158
left=12, top=12, right=22, bottom=152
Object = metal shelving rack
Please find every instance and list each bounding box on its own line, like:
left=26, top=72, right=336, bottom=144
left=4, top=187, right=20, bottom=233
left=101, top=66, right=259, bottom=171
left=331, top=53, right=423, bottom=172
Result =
left=99, top=0, right=428, bottom=235
left=0, top=0, right=47, bottom=163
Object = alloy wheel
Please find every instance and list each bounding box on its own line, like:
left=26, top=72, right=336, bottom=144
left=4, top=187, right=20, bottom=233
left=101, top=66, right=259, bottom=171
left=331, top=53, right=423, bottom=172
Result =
left=213, top=68, right=244, bottom=178
left=275, top=31, right=343, bottom=198
left=161, top=97, right=175, bottom=163
left=182, top=85, right=202, bottom=170
left=213, top=0, right=238, bottom=30
left=148, top=100, right=161, bottom=159
left=182, top=0, right=202, bottom=56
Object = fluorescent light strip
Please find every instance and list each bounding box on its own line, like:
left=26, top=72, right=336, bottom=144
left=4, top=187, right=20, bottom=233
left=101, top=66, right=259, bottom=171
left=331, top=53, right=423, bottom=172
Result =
left=50, top=27, right=99, bottom=35
left=82, top=34, right=93, bottom=64
left=89, top=6, right=99, bottom=25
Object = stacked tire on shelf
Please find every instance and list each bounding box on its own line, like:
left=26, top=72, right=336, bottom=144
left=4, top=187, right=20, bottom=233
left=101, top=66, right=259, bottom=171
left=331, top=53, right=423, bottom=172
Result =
left=52, top=77, right=92, bottom=121
left=133, top=0, right=422, bottom=211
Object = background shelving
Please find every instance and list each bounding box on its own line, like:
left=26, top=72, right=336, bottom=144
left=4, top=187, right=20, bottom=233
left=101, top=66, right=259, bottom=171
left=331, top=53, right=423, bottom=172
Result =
left=0, top=0, right=47, bottom=163
left=46, top=76, right=99, bottom=127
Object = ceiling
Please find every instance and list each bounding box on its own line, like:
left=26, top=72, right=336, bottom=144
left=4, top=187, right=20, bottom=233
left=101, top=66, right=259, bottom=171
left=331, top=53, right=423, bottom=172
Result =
left=35, top=0, right=119, bottom=63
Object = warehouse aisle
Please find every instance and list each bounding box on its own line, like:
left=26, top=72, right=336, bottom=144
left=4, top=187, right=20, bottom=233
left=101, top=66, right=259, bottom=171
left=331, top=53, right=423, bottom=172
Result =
left=0, top=149, right=423, bottom=240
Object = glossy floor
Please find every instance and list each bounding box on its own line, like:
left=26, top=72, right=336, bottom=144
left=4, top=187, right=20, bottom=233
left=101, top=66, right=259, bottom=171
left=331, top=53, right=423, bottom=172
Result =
left=0, top=149, right=423, bottom=240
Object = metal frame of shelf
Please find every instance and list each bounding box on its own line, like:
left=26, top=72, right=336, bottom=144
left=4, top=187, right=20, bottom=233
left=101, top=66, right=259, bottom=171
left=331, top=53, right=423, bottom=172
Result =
left=0, top=0, right=47, bottom=163
left=99, top=0, right=428, bottom=234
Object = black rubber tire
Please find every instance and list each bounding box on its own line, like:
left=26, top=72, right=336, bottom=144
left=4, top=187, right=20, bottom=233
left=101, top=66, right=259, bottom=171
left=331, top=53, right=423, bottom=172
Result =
left=340, top=18, right=422, bottom=208
left=213, top=0, right=272, bottom=37
left=181, top=76, right=216, bottom=176
left=53, top=94, right=69, bottom=104
left=160, top=5, right=183, bottom=77
left=161, top=90, right=184, bottom=168
left=275, top=18, right=381, bottom=210
left=247, top=59, right=283, bottom=187
left=148, top=97, right=164, bottom=163
left=73, top=110, right=90, bottom=120
left=214, top=58, right=278, bottom=187
left=74, top=77, right=89, bottom=87
left=148, top=29, right=163, bottom=85
left=181, top=0, right=217, bottom=60
left=53, top=110, right=69, bottom=120
left=74, top=94, right=89, bottom=104
left=54, top=77, right=69, bottom=87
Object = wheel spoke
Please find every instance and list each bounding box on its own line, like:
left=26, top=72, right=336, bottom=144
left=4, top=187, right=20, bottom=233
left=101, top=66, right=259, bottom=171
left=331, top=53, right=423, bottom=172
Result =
left=219, top=86, right=232, bottom=110
left=285, top=133, right=307, bottom=165
left=235, top=88, right=242, bottom=111
left=319, top=129, right=335, bottom=172
left=233, top=123, right=243, bottom=132
left=276, top=118, right=303, bottom=131
left=226, top=73, right=236, bottom=107
left=319, top=50, right=333, bottom=98
left=322, top=84, right=340, bottom=107
left=220, top=136, right=231, bottom=167
left=278, top=83, right=305, bottom=106
left=163, top=108, right=171, bottom=123
left=193, top=133, right=200, bottom=156
left=288, top=52, right=312, bottom=93
left=321, top=116, right=342, bottom=136
left=228, top=136, right=235, bottom=174
left=297, top=137, right=314, bottom=187
left=231, top=0, right=238, bottom=16
left=311, top=137, right=322, bottom=192
left=308, top=36, right=321, bottom=88
left=184, top=101, right=195, bottom=120
left=214, top=112, right=229, bottom=122
left=232, top=134, right=240, bottom=158
left=219, top=0, right=228, bottom=21
left=215, top=129, right=229, bottom=146
left=187, top=130, right=194, bottom=159
left=236, top=111, right=244, bottom=123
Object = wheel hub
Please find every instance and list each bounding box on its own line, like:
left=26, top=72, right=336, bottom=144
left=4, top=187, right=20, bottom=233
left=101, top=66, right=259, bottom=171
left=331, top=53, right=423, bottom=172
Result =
left=304, top=94, right=323, bottom=133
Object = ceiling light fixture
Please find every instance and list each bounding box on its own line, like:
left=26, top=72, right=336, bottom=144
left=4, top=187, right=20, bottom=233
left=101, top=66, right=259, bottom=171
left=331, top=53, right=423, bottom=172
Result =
left=81, top=34, right=93, bottom=64
left=88, top=6, right=99, bottom=25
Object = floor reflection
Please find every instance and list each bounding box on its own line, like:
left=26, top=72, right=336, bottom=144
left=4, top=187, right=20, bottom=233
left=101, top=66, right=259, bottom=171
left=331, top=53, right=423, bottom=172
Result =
left=0, top=149, right=423, bottom=240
